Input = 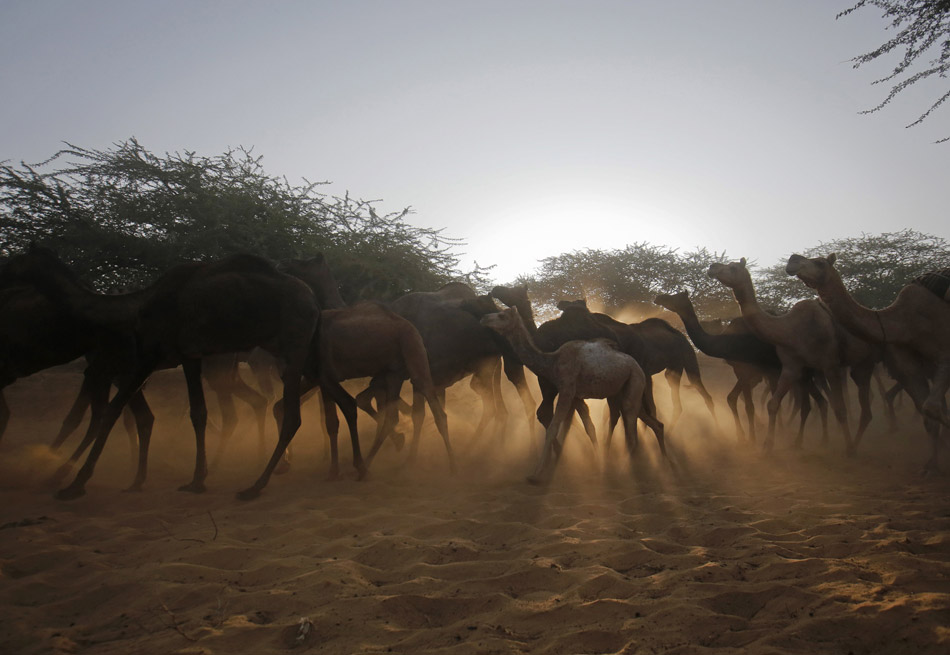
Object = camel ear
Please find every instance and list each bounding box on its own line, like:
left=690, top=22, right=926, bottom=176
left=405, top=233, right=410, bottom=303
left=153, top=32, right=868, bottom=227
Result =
left=827, top=253, right=836, bottom=265
left=739, top=257, right=747, bottom=267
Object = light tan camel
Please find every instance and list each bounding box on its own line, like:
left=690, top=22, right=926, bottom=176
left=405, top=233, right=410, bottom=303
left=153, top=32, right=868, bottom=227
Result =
left=786, top=253, right=950, bottom=472
left=481, top=307, right=664, bottom=484
left=708, top=258, right=876, bottom=455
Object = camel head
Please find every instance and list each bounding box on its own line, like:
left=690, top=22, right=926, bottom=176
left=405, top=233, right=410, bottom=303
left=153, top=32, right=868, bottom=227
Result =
left=785, top=253, right=837, bottom=291
left=479, top=306, right=522, bottom=335
left=457, top=293, right=500, bottom=319
left=707, top=258, right=749, bottom=290
left=653, top=290, right=690, bottom=313
left=490, top=284, right=528, bottom=309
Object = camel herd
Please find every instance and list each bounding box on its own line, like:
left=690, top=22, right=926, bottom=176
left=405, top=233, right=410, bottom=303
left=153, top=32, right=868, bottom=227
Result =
left=1, top=244, right=948, bottom=499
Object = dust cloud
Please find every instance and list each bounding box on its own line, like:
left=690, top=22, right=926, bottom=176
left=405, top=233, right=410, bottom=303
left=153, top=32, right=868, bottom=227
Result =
left=1, top=360, right=948, bottom=654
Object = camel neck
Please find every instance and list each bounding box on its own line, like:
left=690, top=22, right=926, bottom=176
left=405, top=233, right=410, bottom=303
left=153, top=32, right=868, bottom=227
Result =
left=502, top=316, right=554, bottom=378
left=30, top=266, right=144, bottom=326
left=669, top=302, right=731, bottom=359
left=813, top=271, right=888, bottom=344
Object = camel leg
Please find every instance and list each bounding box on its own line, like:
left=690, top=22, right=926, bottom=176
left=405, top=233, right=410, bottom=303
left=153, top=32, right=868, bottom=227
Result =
left=884, top=381, right=902, bottom=430
left=804, top=378, right=830, bottom=444
left=726, top=380, right=745, bottom=443
left=740, top=380, right=757, bottom=443
left=637, top=386, right=666, bottom=456
left=421, top=383, right=455, bottom=472
left=764, top=367, right=801, bottom=453
left=665, top=369, right=683, bottom=429
left=529, top=393, right=573, bottom=484
left=55, top=358, right=157, bottom=500
left=470, top=366, right=497, bottom=441
left=574, top=399, right=598, bottom=448
left=604, top=399, right=621, bottom=451
left=49, top=372, right=95, bottom=450
left=237, top=382, right=270, bottom=463
left=52, top=371, right=116, bottom=482
left=178, top=358, right=210, bottom=493
left=824, top=368, right=854, bottom=456
left=923, top=359, right=950, bottom=430
left=489, top=359, right=509, bottom=438
left=685, top=368, right=718, bottom=427
left=123, top=390, right=154, bottom=492
left=505, top=360, right=538, bottom=433
left=0, top=390, right=8, bottom=444
left=364, top=377, right=405, bottom=469
left=850, top=364, right=874, bottom=451
left=320, top=388, right=343, bottom=480
left=237, top=362, right=309, bottom=499
left=793, top=383, right=811, bottom=449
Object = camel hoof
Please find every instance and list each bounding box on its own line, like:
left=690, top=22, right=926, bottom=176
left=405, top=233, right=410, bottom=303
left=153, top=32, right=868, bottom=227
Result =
left=123, top=484, right=144, bottom=493
left=236, top=487, right=261, bottom=501
left=845, top=447, right=857, bottom=458
left=526, top=474, right=549, bottom=486
left=274, top=458, right=291, bottom=476
left=178, top=481, right=207, bottom=494
left=326, top=467, right=340, bottom=481
left=55, top=485, right=85, bottom=501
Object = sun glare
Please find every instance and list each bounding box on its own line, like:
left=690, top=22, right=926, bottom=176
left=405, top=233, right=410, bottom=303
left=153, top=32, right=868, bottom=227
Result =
left=469, top=193, right=693, bottom=282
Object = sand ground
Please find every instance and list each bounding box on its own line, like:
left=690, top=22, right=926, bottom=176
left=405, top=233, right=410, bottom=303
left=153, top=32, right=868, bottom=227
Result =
left=1, top=360, right=949, bottom=654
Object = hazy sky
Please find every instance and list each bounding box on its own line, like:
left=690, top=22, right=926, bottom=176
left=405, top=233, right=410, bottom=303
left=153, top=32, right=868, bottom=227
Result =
left=2, top=1, right=946, bottom=283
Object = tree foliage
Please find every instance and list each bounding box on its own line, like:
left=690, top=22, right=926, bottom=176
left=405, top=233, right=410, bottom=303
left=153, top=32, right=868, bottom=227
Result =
left=839, top=0, right=950, bottom=141
left=520, top=243, right=735, bottom=320
left=0, top=139, right=486, bottom=300
left=757, top=229, right=950, bottom=309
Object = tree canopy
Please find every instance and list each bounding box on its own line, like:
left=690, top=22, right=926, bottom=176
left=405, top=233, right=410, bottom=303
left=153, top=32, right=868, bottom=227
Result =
left=519, top=243, right=735, bottom=321
left=840, top=0, right=950, bottom=141
left=0, top=139, right=488, bottom=300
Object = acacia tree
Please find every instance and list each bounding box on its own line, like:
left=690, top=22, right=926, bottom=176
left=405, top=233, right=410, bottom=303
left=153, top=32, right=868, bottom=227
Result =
left=839, top=0, right=950, bottom=141
left=0, top=139, right=484, bottom=299
left=521, top=243, right=734, bottom=320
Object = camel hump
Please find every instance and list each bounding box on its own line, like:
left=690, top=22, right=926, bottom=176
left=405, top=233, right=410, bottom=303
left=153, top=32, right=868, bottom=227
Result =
left=912, top=268, right=950, bottom=301
left=209, top=253, right=279, bottom=276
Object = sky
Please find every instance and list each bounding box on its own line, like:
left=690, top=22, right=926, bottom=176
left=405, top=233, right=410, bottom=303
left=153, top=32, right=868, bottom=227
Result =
left=1, top=0, right=947, bottom=283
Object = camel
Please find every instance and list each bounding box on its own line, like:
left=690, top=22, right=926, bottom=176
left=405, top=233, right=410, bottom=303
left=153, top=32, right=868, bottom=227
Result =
left=708, top=258, right=877, bottom=455
left=248, top=302, right=453, bottom=490
left=557, top=299, right=719, bottom=427
left=654, top=291, right=829, bottom=445
left=785, top=253, right=950, bottom=471
left=386, top=283, right=535, bottom=450
left=2, top=245, right=319, bottom=499
left=491, top=285, right=609, bottom=443
left=480, top=306, right=664, bottom=483
left=0, top=271, right=158, bottom=463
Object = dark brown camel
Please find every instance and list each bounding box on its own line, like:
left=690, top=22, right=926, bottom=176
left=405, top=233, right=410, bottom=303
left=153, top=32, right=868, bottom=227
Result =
left=2, top=246, right=319, bottom=499
left=481, top=307, right=664, bottom=483
left=385, top=283, right=536, bottom=451
left=654, top=291, right=830, bottom=445
left=557, top=300, right=719, bottom=428
left=271, top=302, right=454, bottom=485
left=0, top=268, right=157, bottom=463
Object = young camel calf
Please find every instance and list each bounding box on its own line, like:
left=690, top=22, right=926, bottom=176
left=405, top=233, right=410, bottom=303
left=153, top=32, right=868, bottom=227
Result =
left=480, top=307, right=664, bottom=483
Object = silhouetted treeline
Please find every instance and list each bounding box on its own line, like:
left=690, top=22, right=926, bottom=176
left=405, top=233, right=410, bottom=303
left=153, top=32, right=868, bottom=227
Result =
left=0, top=139, right=490, bottom=301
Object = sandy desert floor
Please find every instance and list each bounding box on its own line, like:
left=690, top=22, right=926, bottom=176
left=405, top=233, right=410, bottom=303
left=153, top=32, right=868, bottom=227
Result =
left=1, top=361, right=949, bottom=655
